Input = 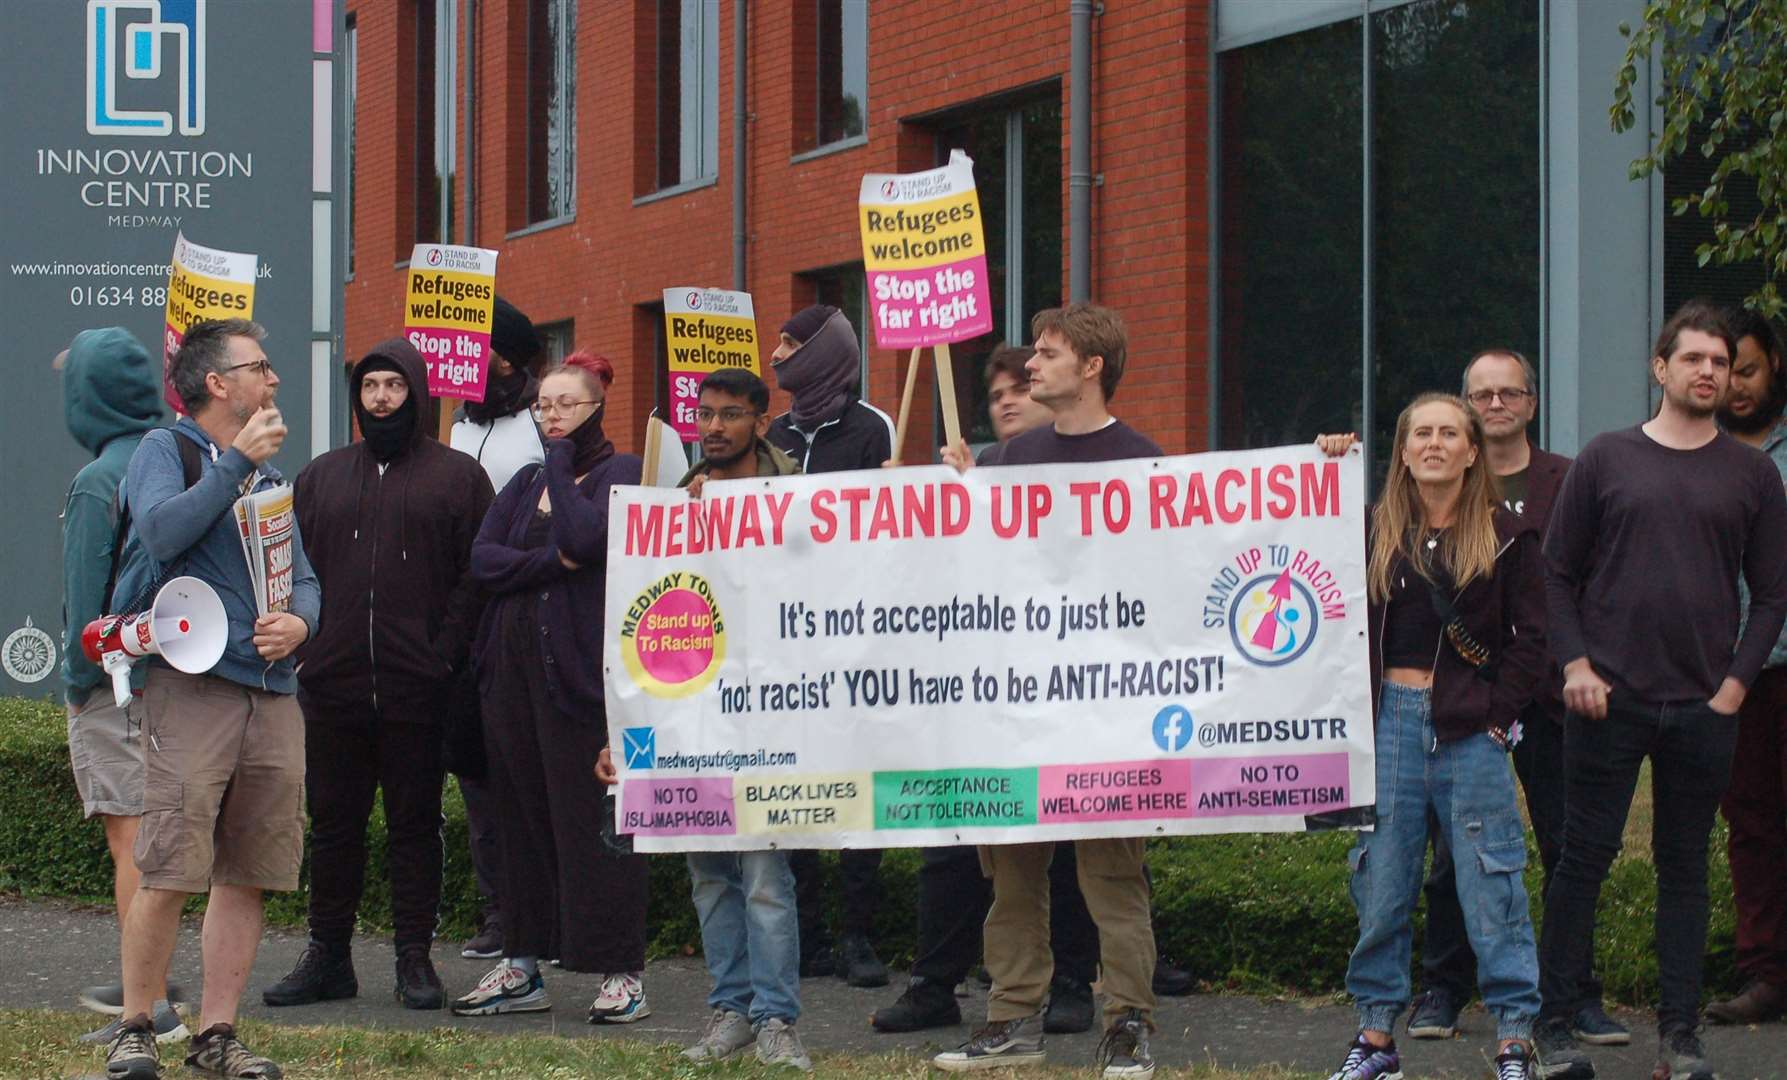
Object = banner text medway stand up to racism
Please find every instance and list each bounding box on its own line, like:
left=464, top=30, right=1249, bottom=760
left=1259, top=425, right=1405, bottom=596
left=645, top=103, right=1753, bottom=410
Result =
left=604, top=444, right=1371, bottom=853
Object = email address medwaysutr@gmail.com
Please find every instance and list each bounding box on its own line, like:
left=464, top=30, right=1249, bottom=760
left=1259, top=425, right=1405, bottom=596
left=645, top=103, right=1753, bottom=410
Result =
left=651, top=748, right=799, bottom=772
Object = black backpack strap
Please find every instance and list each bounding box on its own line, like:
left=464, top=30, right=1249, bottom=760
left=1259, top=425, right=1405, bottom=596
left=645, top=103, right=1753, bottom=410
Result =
left=101, top=430, right=210, bottom=613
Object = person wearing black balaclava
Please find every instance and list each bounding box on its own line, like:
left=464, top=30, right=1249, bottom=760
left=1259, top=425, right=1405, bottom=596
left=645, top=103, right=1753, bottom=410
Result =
left=451, top=297, right=555, bottom=494
left=453, top=353, right=652, bottom=1024
left=271, top=339, right=495, bottom=1012
left=765, top=305, right=897, bottom=989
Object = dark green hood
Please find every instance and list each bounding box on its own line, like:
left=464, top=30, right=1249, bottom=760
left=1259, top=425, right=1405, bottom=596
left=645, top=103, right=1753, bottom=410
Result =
left=62, top=327, right=164, bottom=454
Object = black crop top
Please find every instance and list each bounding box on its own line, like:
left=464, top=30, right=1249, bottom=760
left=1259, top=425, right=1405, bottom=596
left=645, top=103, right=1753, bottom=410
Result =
left=1383, top=541, right=1450, bottom=669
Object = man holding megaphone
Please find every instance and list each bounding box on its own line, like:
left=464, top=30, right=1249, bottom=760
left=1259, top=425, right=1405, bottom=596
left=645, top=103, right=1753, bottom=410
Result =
left=103, top=319, right=320, bottom=1080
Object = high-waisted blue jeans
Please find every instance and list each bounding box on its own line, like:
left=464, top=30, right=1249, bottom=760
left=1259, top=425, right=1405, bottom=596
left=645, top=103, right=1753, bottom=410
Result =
left=1345, top=682, right=1540, bottom=1041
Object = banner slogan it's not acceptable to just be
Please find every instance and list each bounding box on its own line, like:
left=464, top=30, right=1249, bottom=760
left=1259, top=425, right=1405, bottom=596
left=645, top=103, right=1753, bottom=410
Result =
left=604, top=444, right=1374, bottom=853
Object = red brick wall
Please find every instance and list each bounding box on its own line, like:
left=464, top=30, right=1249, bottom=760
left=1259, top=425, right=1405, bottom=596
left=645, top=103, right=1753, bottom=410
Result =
left=345, top=0, right=1213, bottom=454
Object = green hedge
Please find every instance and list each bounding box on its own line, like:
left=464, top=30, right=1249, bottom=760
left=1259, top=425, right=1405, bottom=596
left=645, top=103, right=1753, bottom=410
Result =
left=0, top=696, right=1741, bottom=1002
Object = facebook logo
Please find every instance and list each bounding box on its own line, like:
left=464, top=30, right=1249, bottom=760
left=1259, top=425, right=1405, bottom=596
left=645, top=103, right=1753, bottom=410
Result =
left=87, top=0, right=207, bottom=137
left=1152, top=705, right=1193, bottom=753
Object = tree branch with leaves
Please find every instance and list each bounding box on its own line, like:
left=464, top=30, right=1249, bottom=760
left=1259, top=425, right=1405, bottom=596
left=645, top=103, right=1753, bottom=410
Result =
left=1614, top=0, right=1787, bottom=315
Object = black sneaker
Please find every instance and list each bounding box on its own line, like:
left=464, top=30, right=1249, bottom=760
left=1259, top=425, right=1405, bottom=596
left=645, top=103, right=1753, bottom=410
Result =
left=1097, top=1009, right=1156, bottom=1079
left=460, top=916, right=503, bottom=960
left=394, top=946, right=445, bottom=1010
left=1043, top=975, right=1095, bottom=1034
left=1657, top=1027, right=1716, bottom=1080
left=837, top=933, right=889, bottom=988
left=1407, top=988, right=1462, bottom=1039
left=1534, top=1017, right=1595, bottom=1079
left=799, top=943, right=835, bottom=978
left=1495, top=1041, right=1537, bottom=1080
left=1152, top=950, right=1195, bottom=997
left=870, top=978, right=961, bottom=1032
left=932, top=1013, right=1046, bottom=1071
left=185, top=1022, right=282, bottom=1079
left=261, top=940, right=357, bottom=1007
left=1570, top=1004, right=1629, bottom=1046
left=104, top=1014, right=159, bottom=1080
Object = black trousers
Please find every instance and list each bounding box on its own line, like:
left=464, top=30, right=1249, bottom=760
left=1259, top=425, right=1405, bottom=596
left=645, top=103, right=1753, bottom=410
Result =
left=458, top=773, right=503, bottom=921
left=910, top=843, right=1099, bottom=986
left=791, top=847, right=884, bottom=946
left=298, top=694, right=445, bottom=951
left=1538, top=702, right=1739, bottom=1033
left=1419, top=702, right=1596, bottom=1000
left=480, top=606, right=649, bottom=973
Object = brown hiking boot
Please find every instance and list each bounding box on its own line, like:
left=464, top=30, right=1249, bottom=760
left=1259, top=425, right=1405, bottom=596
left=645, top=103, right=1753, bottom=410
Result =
left=1704, top=978, right=1784, bottom=1025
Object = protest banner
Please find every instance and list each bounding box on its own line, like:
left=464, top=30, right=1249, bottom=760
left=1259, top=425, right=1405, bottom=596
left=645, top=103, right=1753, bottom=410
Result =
left=859, top=150, right=996, bottom=456
left=163, top=232, right=256, bottom=414
left=662, top=288, right=761, bottom=442
left=405, top=244, right=498, bottom=402
left=604, top=444, right=1372, bottom=853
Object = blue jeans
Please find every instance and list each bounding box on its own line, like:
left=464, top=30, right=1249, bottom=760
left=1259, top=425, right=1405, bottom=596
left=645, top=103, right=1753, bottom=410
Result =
left=688, top=850, right=801, bottom=1025
left=1345, top=683, right=1540, bottom=1041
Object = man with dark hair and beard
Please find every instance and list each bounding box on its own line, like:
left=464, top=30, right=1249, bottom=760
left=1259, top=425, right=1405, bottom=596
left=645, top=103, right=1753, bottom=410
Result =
left=1535, top=299, right=1787, bottom=1080
left=680, top=369, right=800, bottom=490
left=266, top=340, right=494, bottom=1012
left=650, top=367, right=811, bottom=1068
left=1705, top=311, right=1787, bottom=1028
left=767, top=304, right=895, bottom=987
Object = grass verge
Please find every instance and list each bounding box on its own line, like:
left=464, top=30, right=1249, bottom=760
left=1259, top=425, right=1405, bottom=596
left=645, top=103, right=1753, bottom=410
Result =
left=3, top=1010, right=1311, bottom=1080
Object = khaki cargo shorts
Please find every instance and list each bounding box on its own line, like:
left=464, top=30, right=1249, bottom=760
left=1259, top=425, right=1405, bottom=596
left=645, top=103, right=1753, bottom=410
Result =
left=67, top=689, right=146, bottom=818
left=135, top=667, right=305, bottom=892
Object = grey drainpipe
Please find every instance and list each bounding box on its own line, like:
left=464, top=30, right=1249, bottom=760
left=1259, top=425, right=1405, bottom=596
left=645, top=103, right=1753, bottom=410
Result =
left=1069, top=0, right=1094, bottom=302
left=463, top=0, right=476, bottom=245
left=732, top=1, right=748, bottom=290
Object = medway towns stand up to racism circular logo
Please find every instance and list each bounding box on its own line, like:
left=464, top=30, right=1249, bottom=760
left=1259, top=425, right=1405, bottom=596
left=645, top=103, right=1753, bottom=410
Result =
left=1228, top=568, right=1321, bottom=667
left=619, top=572, right=727, bottom=698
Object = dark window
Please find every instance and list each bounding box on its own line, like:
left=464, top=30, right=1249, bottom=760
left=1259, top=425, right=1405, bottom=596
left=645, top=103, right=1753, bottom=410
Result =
left=414, top=0, right=455, bottom=245
left=652, top=0, right=718, bottom=191
left=1217, top=19, right=1364, bottom=456
left=931, top=96, right=1063, bottom=446
left=807, top=262, right=870, bottom=390
left=815, top=0, right=867, bottom=148
left=1369, top=0, right=1540, bottom=477
left=1217, top=3, right=1541, bottom=484
left=526, top=0, right=576, bottom=223
left=539, top=320, right=575, bottom=366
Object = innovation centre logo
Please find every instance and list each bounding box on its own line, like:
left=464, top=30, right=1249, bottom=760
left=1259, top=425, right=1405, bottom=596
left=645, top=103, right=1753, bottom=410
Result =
left=87, top=0, right=207, bottom=137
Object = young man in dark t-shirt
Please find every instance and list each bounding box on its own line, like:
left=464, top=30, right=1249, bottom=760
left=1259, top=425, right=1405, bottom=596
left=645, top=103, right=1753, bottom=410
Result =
left=1534, top=300, right=1787, bottom=1080
left=933, top=304, right=1160, bottom=1079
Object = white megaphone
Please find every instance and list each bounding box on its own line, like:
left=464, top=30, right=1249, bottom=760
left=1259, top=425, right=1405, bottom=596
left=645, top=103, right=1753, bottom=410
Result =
left=81, top=576, right=228, bottom=707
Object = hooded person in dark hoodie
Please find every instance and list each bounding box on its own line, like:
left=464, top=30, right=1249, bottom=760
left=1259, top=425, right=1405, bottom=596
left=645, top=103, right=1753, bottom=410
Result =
left=57, top=327, right=190, bottom=1043
left=269, top=339, right=495, bottom=1012
left=765, top=306, right=895, bottom=988
left=766, top=304, right=895, bottom=474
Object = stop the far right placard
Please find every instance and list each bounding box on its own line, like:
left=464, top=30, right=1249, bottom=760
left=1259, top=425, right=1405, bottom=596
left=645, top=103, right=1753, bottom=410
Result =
left=858, top=150, right=994, bottom=350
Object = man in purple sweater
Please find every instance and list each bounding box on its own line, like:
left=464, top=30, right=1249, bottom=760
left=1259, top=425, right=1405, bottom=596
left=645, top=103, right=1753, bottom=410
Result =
left=1534, top=299, right=1787, bottom=1080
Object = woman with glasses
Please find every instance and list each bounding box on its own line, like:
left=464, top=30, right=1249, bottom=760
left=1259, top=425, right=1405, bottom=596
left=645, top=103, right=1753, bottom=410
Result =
left=451, top=352, right=652, bottom=1025
left=1315, top=393, right=1546, bottom=1080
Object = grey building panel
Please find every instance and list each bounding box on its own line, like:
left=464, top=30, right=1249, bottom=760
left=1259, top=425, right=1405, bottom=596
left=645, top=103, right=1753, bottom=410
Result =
left=1, top=1, right=323, bottom=696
